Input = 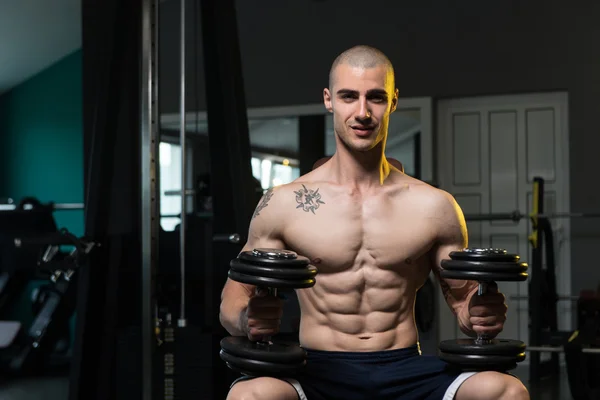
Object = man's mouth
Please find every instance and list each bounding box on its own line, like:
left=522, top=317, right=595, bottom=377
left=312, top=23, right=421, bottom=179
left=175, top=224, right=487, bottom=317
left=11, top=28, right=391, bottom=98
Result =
left=351, top=126, right=376, bottom=136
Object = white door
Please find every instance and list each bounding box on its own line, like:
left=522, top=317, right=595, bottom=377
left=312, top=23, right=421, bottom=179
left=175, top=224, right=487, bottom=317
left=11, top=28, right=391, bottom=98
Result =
left=435, top=92, right=571, bottom=348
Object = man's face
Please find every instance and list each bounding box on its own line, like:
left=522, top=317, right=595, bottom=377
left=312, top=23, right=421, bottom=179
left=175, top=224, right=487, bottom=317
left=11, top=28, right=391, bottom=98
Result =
left=323, top=64, right=398, bottom=153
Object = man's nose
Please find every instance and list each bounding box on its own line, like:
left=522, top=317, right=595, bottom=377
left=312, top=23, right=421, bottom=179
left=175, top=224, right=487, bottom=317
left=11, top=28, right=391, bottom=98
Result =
left=355, top=98, right=371, bottom=121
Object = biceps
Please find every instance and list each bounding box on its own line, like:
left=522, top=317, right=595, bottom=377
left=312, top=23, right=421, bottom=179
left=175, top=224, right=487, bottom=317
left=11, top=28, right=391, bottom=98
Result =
left=243, top=234, right=286, bottom=252
left=221, top=227, right=286, bottom=303
left=243, top=206, right=287, bottom=252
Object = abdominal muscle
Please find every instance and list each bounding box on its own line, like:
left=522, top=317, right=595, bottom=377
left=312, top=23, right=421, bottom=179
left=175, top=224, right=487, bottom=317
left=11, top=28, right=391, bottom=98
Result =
left=295, top=262, right=421, bottom=352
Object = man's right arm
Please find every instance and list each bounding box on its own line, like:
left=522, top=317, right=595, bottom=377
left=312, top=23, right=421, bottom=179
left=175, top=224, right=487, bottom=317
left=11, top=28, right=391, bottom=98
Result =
left=219, top=187, right=287, bottom=336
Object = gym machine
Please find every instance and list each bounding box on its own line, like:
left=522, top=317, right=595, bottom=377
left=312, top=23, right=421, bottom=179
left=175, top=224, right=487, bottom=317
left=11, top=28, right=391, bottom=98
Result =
left=0, top=201, right=84, bottom=212
left=72, top=0, right=258, bottom=398
left=1, top=229, right=95, bottom=376
left=0, top=197, right=93, bottom=377
left=0, top=198, right=60, bottom=319
left=463, top=177, right=600, bottom=399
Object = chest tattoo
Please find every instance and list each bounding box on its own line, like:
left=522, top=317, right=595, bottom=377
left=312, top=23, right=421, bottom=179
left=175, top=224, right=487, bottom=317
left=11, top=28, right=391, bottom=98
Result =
left=294, top=184, right=326, bottom=214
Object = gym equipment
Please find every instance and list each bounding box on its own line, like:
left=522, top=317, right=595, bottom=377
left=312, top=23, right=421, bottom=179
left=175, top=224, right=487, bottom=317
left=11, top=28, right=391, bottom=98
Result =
left=438, top=248, right=528, bottom=371
left=0, top=229, right=96, bottom=375
left=459, top=177, right=579, bottom=381
left=462, top=174, right=599, bottom=223
left=220, top=248, right=317, bottom=377
left=0, top=198, right=62, bottom=318
left=523, top=290, right=600, bottom=399
left=464, top=210, right=600, bottom=222
left=0, top=198, right=84, bottom=212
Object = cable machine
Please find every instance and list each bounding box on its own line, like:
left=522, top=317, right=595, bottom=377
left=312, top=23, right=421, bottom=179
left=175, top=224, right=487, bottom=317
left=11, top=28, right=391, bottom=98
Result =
left=70, top=0, right=254, bottom=398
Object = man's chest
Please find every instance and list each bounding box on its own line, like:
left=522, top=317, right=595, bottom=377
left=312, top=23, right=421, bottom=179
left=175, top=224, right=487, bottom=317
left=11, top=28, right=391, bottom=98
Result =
left=280, top=198, right=437, bottom=274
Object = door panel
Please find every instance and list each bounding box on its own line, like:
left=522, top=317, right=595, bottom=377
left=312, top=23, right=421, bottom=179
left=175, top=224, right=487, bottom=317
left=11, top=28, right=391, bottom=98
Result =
left=436, top=93, right=570, bottom=347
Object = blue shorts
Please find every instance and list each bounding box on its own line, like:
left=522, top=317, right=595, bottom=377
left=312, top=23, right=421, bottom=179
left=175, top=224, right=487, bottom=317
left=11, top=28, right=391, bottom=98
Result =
left=232, top=344, right=478, bottom=400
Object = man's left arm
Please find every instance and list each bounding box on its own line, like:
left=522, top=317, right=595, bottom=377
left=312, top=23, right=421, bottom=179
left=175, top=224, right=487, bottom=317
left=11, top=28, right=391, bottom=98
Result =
left=429, top=191, right=506, bottom=338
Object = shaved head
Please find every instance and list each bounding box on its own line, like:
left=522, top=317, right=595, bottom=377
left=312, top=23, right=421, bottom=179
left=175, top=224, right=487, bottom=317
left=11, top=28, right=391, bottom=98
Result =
left=322, top=45, right=399, bottom=156
left=329, top=45, right=395, bottom=90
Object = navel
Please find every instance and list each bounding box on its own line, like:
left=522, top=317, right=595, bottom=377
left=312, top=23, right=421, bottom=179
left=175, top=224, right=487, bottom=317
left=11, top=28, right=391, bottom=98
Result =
left=311, top=257, right=322, bottom=265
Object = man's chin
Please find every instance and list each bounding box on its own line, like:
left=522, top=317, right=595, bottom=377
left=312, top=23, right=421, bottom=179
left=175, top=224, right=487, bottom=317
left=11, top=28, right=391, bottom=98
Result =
left=349, top=142, right=378, bottom=153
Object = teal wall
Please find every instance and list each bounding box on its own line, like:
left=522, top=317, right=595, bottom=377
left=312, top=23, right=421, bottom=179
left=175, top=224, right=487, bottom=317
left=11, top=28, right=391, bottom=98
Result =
left=0, top=50, right=83, bottom=345
left=0, top=50, right=84, bottom=237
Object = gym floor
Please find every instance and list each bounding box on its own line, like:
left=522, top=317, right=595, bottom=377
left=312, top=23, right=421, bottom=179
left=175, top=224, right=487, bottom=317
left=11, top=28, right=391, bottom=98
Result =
left=0, top=365, right=573, bottom=400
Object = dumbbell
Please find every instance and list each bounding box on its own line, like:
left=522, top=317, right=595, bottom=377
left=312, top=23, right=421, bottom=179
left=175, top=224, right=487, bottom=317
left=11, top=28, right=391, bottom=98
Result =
left=438, top=248, right=528, bottom=372
left=219, top=248, right=317, bottom=377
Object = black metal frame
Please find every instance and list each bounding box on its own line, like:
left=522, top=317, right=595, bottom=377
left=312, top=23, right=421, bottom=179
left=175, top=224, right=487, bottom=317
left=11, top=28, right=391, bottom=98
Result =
left=528, top=178, right=562, bottom=382
left=200, top=0, right=256, bottom=396
left=72, top=0, right=255, bottom=398
left=458, top=176, right=567, bottom=382
left=70, top=0, right=146, bottom=398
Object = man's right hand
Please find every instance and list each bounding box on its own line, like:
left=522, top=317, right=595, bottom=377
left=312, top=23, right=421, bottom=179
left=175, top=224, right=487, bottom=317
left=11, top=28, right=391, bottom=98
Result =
left=242, top=288, right=284, bottom=341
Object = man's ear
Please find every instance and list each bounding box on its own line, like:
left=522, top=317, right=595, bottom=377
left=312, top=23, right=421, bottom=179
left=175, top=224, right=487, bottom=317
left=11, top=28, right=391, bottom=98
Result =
left=323, top=88, right=333, bottom=113
left=390, top=88, right=399, bottom=113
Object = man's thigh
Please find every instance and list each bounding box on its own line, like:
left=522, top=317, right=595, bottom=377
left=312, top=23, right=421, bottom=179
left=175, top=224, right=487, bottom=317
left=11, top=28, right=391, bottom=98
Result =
left=227, top=377, right=300, bottom=400
left=453, top=371, right=529, bottom=400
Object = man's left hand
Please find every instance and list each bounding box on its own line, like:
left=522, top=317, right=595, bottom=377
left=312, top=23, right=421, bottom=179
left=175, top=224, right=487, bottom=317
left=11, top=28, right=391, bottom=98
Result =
left=459, top=282, right=507, bottom=338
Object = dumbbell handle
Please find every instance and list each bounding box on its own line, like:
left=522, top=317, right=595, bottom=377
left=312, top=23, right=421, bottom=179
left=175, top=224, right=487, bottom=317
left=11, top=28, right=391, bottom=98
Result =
left=475, top=281, right=493, bottom=344
left=478, top=281, right=489, bottom=296
left=255, top=286, right=277, bottom=345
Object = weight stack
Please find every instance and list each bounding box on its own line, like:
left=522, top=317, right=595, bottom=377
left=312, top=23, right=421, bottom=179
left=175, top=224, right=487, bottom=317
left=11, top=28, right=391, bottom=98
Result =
left=154, top=323, right=227, bottom=399
left=116, top=326, right=143, bottom=400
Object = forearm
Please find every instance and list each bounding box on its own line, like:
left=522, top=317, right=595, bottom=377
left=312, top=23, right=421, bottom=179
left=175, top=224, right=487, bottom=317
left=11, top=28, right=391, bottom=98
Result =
left=455, top=283, right=478, bottom=337
left=220, top=298, right=248, bottom=336
left=219, top=280, right=254, bottom=336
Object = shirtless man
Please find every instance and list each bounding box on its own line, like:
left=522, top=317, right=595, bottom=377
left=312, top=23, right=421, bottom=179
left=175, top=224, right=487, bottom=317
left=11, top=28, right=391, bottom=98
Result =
left=219, top=45, right=530, bottom=400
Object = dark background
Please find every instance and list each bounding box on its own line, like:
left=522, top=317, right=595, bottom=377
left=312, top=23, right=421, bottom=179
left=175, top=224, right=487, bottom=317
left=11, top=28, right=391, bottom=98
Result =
left=158, top=0, right=600, bottom=295
left=0, top=1, right=597, bottom=399
left=0, top=0, right=597, bottom=328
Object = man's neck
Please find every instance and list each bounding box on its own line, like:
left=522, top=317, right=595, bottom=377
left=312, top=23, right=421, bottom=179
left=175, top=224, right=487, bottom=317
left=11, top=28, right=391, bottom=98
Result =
left=330, top=146, right=391, bottom=190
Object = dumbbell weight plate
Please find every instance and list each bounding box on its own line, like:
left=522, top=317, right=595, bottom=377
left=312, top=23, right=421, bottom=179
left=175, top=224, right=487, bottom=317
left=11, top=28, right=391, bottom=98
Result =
left=438, top=352, right=524, bottom=372
left=230, top=258, right=317, bottom=280
left=238, top=249, right=311, bottom=268
left=448, top=248, right=520, bottom=263
left=220, top=336, right=307, bottom=377
left=440, top=248, right=528, bottom=282
left=221, top=336, right=306, bottom=363
left=439, top=269, right=528, bottom=282
left=439, top=338, right=526, bottom=355
left=229, top=248, right=317, bottom=289
left=228, top=270, right=316, bottom=289
left=439, top=339, right=526, bottom=372
left=220, top=351, right=307, bottom=377
left=441, top=260, right=528, bottom=273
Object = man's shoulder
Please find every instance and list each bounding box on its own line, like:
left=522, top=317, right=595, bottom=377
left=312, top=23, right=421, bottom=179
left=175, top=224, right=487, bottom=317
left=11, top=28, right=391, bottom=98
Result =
left=268, top=178, right=331, bottom=205
left=400, top=178, right=461, bottom=217
left=416, top=184, right=455, bottom=206
left=395, top=174, right=449, bottom=199
left=265, top=177, right=325, bottom=196
left=255, top=178, right=326, bottom=210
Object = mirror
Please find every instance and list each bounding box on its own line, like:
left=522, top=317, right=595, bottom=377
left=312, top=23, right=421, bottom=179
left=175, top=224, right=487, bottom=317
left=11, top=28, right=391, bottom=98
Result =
left=246, top=117, right=301, bottom=190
